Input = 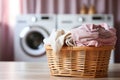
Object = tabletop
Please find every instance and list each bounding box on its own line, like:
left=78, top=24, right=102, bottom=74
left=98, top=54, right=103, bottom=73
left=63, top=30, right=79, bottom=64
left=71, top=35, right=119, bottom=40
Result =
left=0, top=62, right=120, bottom=80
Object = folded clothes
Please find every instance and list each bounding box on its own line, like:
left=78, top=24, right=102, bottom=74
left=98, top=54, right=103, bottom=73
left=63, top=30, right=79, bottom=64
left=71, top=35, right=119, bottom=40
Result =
left=70, top=23, right=117, bottom=47
left=65, top=34, right=76, bottom=46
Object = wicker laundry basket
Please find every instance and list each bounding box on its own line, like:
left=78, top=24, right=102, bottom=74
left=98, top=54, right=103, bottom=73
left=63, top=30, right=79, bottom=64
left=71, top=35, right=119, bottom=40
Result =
left=45, top=45, right=114, bottom=78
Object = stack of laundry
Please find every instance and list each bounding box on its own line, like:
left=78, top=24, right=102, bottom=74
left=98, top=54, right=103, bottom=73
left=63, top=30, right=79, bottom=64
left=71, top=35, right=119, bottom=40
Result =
left=43, top=23, right=117, bottom=54
left=70, top=23, right=117, bottom=47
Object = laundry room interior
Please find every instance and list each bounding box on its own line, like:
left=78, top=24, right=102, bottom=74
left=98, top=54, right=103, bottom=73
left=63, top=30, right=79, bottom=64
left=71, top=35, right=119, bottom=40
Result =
left=0, top=0, right=120, bottom=62
left=1, top=0, right=120, bottom=79
left=0, top=0, right=119, bottom=62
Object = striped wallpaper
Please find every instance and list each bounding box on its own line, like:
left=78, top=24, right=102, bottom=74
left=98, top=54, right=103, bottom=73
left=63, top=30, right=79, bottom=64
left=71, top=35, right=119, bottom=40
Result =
left=21, top=0, right=113, bottom=14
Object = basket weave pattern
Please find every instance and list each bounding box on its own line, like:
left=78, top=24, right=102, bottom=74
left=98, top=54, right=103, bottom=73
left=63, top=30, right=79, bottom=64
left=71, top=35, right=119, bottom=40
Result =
left=45, top=46, right=113, bottom=78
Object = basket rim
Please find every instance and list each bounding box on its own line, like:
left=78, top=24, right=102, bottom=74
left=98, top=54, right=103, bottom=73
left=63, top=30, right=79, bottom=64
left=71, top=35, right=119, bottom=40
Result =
left=45, top=45, right=114, bottom=50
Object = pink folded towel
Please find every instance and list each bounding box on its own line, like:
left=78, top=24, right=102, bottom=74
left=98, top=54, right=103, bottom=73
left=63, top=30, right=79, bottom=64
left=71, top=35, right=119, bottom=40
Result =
left=71, top=23, right=117, bottom=47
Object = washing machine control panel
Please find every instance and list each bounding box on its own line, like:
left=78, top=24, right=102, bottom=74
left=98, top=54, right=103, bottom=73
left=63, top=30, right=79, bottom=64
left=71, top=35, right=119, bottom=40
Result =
left=57, top=14, right=113, bottom=31
left=31, top=17, right=37, bottom=22
left=41, top=16, right=50, bottom=19
left=31, top=16, right=51, bottom=22
left=78, top=17, right=84, bottom=22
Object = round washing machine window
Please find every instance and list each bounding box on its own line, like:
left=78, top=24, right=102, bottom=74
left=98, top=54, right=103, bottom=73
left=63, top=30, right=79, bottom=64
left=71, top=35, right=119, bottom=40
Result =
left=26, top=31, right=44, bottom=50
left=20, top=26, right=49, bottom=57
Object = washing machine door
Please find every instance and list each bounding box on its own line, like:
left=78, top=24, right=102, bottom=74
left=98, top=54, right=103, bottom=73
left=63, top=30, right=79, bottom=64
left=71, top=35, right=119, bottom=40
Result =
left=20, top=26, right=49, bottom=57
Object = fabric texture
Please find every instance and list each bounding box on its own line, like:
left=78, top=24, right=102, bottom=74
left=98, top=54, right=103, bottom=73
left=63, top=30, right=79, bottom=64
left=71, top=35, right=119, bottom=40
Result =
left=71, top=23, right=117, bottom=47
left=44, top=29, right=71, bottom=54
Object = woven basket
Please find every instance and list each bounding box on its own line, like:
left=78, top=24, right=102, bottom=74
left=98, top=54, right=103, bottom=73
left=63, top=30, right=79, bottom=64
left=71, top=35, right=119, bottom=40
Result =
left=45, top=45, right=113, bottom=78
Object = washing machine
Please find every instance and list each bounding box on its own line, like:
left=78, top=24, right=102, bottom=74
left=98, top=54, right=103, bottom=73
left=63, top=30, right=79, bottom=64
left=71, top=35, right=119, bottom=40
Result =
left=57, top=14, right=114, bottom=31
left=57, top=14, right=114, bottom=63
left=14, top=14, right=56, bottom=62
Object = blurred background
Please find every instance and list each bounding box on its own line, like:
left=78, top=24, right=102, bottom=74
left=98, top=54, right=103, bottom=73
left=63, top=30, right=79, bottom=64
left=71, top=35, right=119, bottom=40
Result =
left=0, top=0, right=120, bottom=63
